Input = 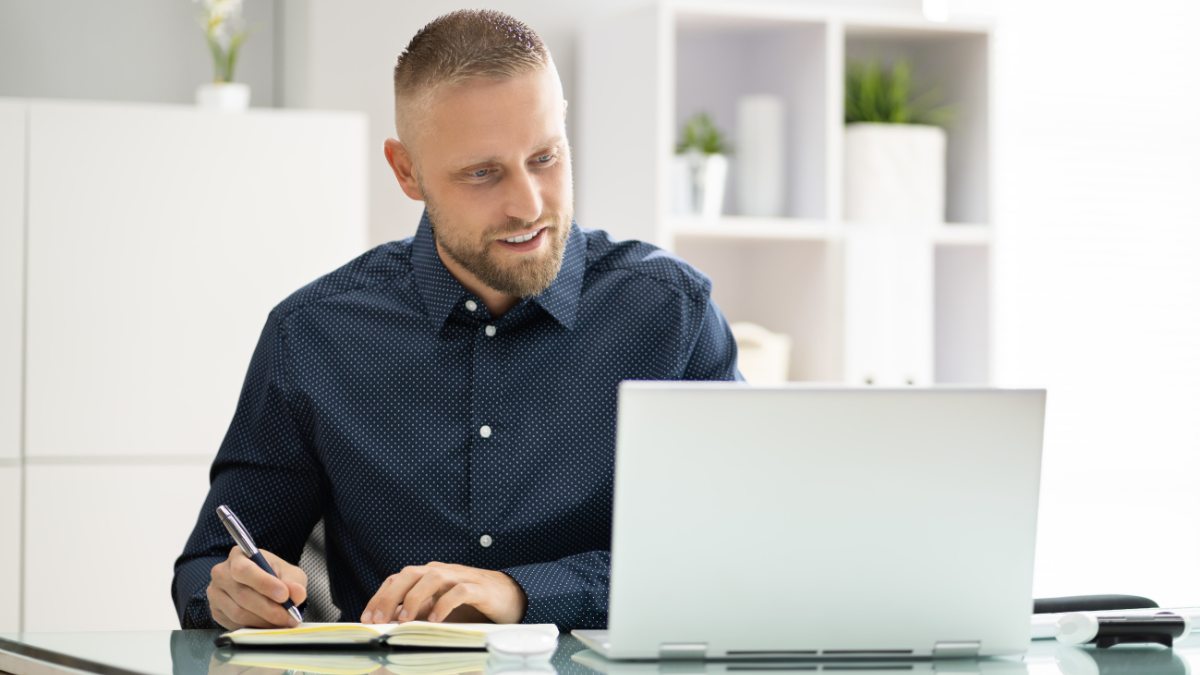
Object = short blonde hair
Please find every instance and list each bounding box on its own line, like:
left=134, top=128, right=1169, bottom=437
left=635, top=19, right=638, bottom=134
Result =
left=393, top=9, right=550, bottom=142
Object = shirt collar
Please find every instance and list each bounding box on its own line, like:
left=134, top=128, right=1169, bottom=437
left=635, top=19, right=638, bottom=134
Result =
left=411, top=210, right=584, bottom=330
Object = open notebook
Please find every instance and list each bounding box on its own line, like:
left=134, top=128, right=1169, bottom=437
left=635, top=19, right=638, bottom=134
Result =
left=216, top=621, right=559, bottom=649
left=215, top=649, right=491, bottom=675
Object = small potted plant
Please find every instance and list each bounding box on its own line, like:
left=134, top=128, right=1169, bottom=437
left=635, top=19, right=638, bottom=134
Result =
left=194, top=0, right=252, bottom=111
left=674, top=112, right=731, bottom=219
left=843, top=58, right=954, bottom=223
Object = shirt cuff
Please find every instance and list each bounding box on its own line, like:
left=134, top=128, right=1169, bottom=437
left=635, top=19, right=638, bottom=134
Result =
left=502, top=554, right=609, bottom=630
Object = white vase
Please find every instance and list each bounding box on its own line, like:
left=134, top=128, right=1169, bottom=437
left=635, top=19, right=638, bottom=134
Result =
left=843, top=122, right=945, bottom=223
left=195, top=82, right=251, bottom=112
left=673, top=151, right=728, bottom=218
left=730, top=322, right=792, bottom=383
left=735, top=95, right=785, bottom=217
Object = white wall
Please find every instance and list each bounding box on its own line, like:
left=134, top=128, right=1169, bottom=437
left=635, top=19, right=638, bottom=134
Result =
left=0, top=0, right=278, bottom=106
left=992, top=0, right=1200, bottom=605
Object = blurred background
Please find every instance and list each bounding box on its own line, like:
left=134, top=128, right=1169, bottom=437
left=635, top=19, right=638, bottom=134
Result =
left=0, top=0, right=1198, bottom=632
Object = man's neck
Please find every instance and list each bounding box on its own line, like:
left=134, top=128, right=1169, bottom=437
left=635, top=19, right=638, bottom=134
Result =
left=434, top=241, right=520, bottom=317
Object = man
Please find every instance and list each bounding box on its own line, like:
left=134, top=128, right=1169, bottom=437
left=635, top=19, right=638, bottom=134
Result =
left=172, top=9, right=739, bottom=631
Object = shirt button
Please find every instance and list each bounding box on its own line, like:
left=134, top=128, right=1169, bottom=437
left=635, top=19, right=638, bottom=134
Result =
left=479, top=425, right=492, bottom=438
left=485, top=325, right=496, bottom=337
left=479, top=534, right=493, bottom=548
left=464, top=300, right=478, bottom=312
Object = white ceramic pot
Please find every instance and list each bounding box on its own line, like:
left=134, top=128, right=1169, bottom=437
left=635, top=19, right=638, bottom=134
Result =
left=844, top=122, right=945, bottom=223
left=735, top=95, right=785, bottom=217
left=730, top=322, right=792, bottom=383
left=673, top=151, right=728, bottom=218
left=195, top=82, right=251, bottom=112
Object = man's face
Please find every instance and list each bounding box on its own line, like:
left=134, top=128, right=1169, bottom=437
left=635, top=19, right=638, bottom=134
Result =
left=410, top=66, right=573, bottom=298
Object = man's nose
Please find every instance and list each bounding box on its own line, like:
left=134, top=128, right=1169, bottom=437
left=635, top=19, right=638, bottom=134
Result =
left=504, top=166, right=543, bottom=224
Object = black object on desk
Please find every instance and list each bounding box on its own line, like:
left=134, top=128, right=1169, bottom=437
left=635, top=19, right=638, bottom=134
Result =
left=1034, top=594, right=1160, bottom=614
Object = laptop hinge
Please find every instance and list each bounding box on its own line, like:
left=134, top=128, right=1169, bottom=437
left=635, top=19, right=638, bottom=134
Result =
left=659, top=643, right=708, bottom=660
left=932, top=641, right=981, bottom=659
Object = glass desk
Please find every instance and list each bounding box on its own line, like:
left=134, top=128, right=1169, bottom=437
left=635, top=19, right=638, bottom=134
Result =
left=3, top=630, right=1200, bottom=675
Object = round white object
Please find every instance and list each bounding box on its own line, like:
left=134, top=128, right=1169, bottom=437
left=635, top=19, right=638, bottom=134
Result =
left=479, top=534, right=493, bottom=547
left=465, top=300, right=478, bottom=311
left=485, top=628, right=557, bottom=658
left=1056, top=612, right=1100, bottom=645
left=479, top=425, right=492, bottom=438
left=486, top=325, right=497, bottom=337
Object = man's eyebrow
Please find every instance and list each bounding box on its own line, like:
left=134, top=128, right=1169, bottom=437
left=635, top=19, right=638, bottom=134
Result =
left=453, top=137, right=567, bottom=170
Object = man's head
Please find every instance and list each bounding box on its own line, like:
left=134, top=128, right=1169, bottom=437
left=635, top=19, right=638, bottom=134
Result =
left=384, top=10, right=572, bottom=302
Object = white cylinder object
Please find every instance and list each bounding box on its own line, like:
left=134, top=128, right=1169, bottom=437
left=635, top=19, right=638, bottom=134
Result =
left=700, top=153, right=728, bottom=219
left=736, top=95, right=786, bottom=217
left=844, top=122, right=945, bottom=223
left=195, top=83, right=251, bottom=112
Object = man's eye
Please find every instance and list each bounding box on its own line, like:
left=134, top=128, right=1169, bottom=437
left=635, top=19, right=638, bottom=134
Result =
left=471, top=169, right=490, bottom=178
left=536, top=154, right=553, bottom=163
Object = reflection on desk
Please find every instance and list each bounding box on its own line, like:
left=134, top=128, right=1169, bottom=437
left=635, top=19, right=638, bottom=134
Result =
left=1, top=631, right=1199, bottom=675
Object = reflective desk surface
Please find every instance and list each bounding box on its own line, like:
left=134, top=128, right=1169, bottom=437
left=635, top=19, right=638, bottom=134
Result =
left=3, top=630, right=1199, bottom=675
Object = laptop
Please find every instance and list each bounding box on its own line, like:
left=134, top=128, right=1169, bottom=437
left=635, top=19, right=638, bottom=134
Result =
left=574, top=382, right=1046, bottom=660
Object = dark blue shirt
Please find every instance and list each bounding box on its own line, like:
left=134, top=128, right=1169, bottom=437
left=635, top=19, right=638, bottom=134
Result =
left=172, top=214, right=740, bottom=630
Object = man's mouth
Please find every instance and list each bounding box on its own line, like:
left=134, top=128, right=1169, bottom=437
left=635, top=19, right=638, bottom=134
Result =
left=494, top=227, right=547, bottom=252
left=501, top=229, right=541, bottom=244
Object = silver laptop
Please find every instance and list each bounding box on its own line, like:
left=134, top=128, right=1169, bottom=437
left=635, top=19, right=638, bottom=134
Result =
left=574, top=382, right=1046, bottom=660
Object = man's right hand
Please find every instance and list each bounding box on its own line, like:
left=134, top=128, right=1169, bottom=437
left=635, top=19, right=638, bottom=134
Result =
left=207, top=546, right=308, bottom=630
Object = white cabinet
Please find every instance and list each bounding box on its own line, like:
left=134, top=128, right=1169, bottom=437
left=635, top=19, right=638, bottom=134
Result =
left=579, top=3, right=993, bottom=384
left=0, top=101, right=23, bottom=462
left=0, top=467, right=19, bottom=632
left=24, top=101, right=368, bottom=460
left=0, top=98, right=368, bottom=630
left=24, top=464, right=211, bottom=632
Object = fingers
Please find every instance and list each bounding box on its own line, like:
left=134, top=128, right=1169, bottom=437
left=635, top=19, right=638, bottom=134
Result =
left=229, top=547, right=291, bottom=604
left=400, top=565, right=459, bottom=623
left=363, top=565, right=426, bottom=624
left=263, top=549, right=309, bottom=605
left=427, top=582, right=482, bottom=623
left=208, top=581, right=285, bottom=629
left=211, top=548, right=300, bottom=628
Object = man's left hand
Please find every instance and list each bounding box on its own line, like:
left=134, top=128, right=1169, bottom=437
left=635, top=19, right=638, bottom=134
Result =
left=361, top=562, right=528, bottom=625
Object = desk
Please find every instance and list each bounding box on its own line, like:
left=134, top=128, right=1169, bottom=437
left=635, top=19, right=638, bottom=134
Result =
left=2, top=631, right=1199, bottom=675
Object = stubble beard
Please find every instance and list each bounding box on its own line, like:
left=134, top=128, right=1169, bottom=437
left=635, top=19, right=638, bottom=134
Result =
left=422, top=183, right=572, bottom=299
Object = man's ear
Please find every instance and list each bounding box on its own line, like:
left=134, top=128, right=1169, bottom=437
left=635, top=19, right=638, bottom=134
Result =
left=562, top=99, right=569, bottom=120
left=383, top=138, right=424, bottom=202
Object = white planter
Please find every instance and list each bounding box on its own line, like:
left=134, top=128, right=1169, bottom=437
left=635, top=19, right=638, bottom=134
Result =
left=735, top=95, right=785, bottom=217
left=195, top=83, right=251, bottom=112
left=672, top=151, right=728, bottom=218
left=730, top=322, right=792, bottom=383
left=844, top=122, right=945, bottom=223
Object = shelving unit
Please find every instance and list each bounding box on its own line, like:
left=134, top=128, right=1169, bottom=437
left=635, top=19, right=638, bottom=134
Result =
left=578, top=1, right=993, bottom=385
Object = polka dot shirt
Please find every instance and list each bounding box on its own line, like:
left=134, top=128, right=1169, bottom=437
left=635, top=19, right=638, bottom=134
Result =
left=172, top=211, right=741, bottom=630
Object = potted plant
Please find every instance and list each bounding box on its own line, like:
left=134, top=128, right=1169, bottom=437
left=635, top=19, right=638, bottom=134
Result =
left=194, top=0, right=252, bottom=111
left=843, top=58, right=954, bottom=223
left=673, top=112, right=730, bottom=218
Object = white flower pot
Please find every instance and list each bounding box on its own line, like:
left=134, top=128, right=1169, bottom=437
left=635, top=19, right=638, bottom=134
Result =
left=843, top=122, right=945, bottom=223
left=730, top=322, right=792, bottom=383
left=673, top=151, right=728, bottom=218
left=195, top=82, right=251, bottom=112
left=735, top=95, right=786, bottom=217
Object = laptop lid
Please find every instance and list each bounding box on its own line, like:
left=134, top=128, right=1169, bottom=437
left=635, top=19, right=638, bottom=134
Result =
left=606, top=383, right=1045, bottom=660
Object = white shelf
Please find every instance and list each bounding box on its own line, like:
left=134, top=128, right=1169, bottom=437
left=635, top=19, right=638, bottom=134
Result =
left=670, top=216, right=837, bottom=241
left=580, top=3, right=993, bottom=385
left=671, top=216, right=991, bottom=246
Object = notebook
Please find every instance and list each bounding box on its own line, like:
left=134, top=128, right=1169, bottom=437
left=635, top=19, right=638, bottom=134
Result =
left=216, top=621, right=558, bottom=649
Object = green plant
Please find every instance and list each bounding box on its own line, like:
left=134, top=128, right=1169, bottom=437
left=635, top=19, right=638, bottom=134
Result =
left=676, top=112, right=730, bottom=155
left=844, top=58, right=955, bottom=126
left=195, top=0, right=252, bottom=83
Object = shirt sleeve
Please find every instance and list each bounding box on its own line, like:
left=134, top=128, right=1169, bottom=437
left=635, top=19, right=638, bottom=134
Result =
left=501, top=550, right=611, bottom=630
left=171, top=309, right=325, bottom=629
left=683, top=295, right=743, bottom=381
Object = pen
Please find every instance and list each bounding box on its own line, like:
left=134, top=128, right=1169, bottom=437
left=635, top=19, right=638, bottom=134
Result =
left=216, top=504, right=304, bottom=625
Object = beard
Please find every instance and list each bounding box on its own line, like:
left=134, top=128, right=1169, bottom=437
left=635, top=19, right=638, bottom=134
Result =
left=422, top=187, right=572, bottom=299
